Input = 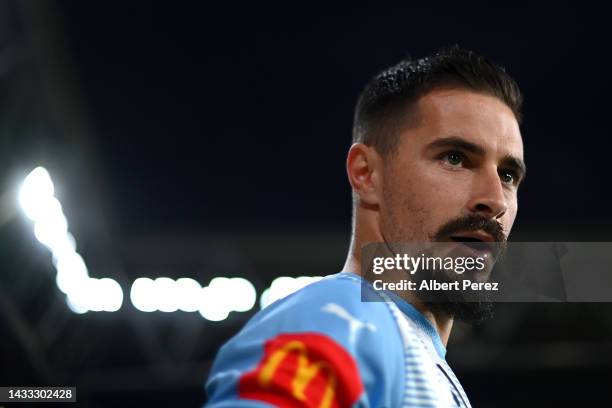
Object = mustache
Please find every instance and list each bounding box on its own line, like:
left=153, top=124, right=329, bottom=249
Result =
left=433, top=214, right=506, bottom=243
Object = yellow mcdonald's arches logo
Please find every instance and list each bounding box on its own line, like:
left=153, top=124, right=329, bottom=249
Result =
left=238, top=333, right=363, bottom=408
left=258, top=340, right=337, bottom=408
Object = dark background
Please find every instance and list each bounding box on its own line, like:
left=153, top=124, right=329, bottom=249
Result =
left=1, top=1, right=611, bottom=407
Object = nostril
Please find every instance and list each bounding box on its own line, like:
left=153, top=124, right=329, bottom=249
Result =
left=474, top=203, right=492, bottom=213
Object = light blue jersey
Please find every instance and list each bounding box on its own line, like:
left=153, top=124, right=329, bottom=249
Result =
left=205, top=272, right=471, bottom=408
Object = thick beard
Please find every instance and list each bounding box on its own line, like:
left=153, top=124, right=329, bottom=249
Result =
left=425, top=214, right=504, bottom=325
left=380, top=182, right=499, bottom=325
left=407, top=263, right=495, bottom=325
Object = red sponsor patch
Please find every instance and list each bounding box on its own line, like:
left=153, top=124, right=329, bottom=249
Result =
left=238, top=332, right=363, bottom=408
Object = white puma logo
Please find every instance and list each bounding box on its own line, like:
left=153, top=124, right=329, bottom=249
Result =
left=321, top=303, right=376, bottom=343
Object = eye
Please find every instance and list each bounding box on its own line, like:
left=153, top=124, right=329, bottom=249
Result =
left=442, top=151, right=464, bottom=167
left=499, top=169, right=517, bottom=185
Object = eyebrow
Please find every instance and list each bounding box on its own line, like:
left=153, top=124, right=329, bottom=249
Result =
left=426, top=136, right=527, bottom=181
left=426, top=136, right=486, bottom=156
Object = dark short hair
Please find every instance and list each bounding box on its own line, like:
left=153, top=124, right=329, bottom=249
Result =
left=352, top=46, right=523, bottom=156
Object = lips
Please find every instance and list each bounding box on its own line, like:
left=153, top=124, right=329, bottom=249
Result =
left=450, top=230, right=495, bottom=243
left=447, top=230, right=503, bottom=265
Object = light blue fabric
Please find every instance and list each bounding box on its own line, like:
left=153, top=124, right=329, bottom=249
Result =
left=205, top=272, right=469, bottom=407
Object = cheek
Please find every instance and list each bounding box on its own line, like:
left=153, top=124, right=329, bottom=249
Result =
left=384, top=164, right=467, bottom=238
left=410, top=161, right=471, bottom=208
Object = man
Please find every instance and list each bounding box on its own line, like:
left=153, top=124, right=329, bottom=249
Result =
left=205, top=46, right=525, bottom=407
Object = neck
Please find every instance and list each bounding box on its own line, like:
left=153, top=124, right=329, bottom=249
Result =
left=342, top=224, right=454, bottom=346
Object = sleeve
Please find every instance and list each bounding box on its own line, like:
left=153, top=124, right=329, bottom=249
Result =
left=204, top=274, right=405, bottom=408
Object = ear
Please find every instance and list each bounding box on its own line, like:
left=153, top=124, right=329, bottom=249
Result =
left=346, top=143, right=383, bottom=207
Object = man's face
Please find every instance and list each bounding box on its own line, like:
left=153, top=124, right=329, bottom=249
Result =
left=379, top=88, right=525, bottom=245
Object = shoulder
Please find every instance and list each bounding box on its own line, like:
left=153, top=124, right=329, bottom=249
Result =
left=247, top=272, right=393, bottom=334
left=231, top=272, right=405, bottom=351
left=220, top=272, right=401, bottom=363
left=206, top=272, right=406, bottom=407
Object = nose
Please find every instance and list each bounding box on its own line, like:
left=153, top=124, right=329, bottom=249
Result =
left=466, top=167, right=508, bottom=219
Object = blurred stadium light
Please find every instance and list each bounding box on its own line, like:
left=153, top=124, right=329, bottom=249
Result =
left=19, top=166, right=123, bottom=313
left=18, top=168, right=322, bottom=321
left=260, top=275, right=324, bottom=309
left=130, top=276, right=257, bottom=321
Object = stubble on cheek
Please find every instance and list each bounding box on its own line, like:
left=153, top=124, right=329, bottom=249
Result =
left=381, top=176, right=432, bottom=243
